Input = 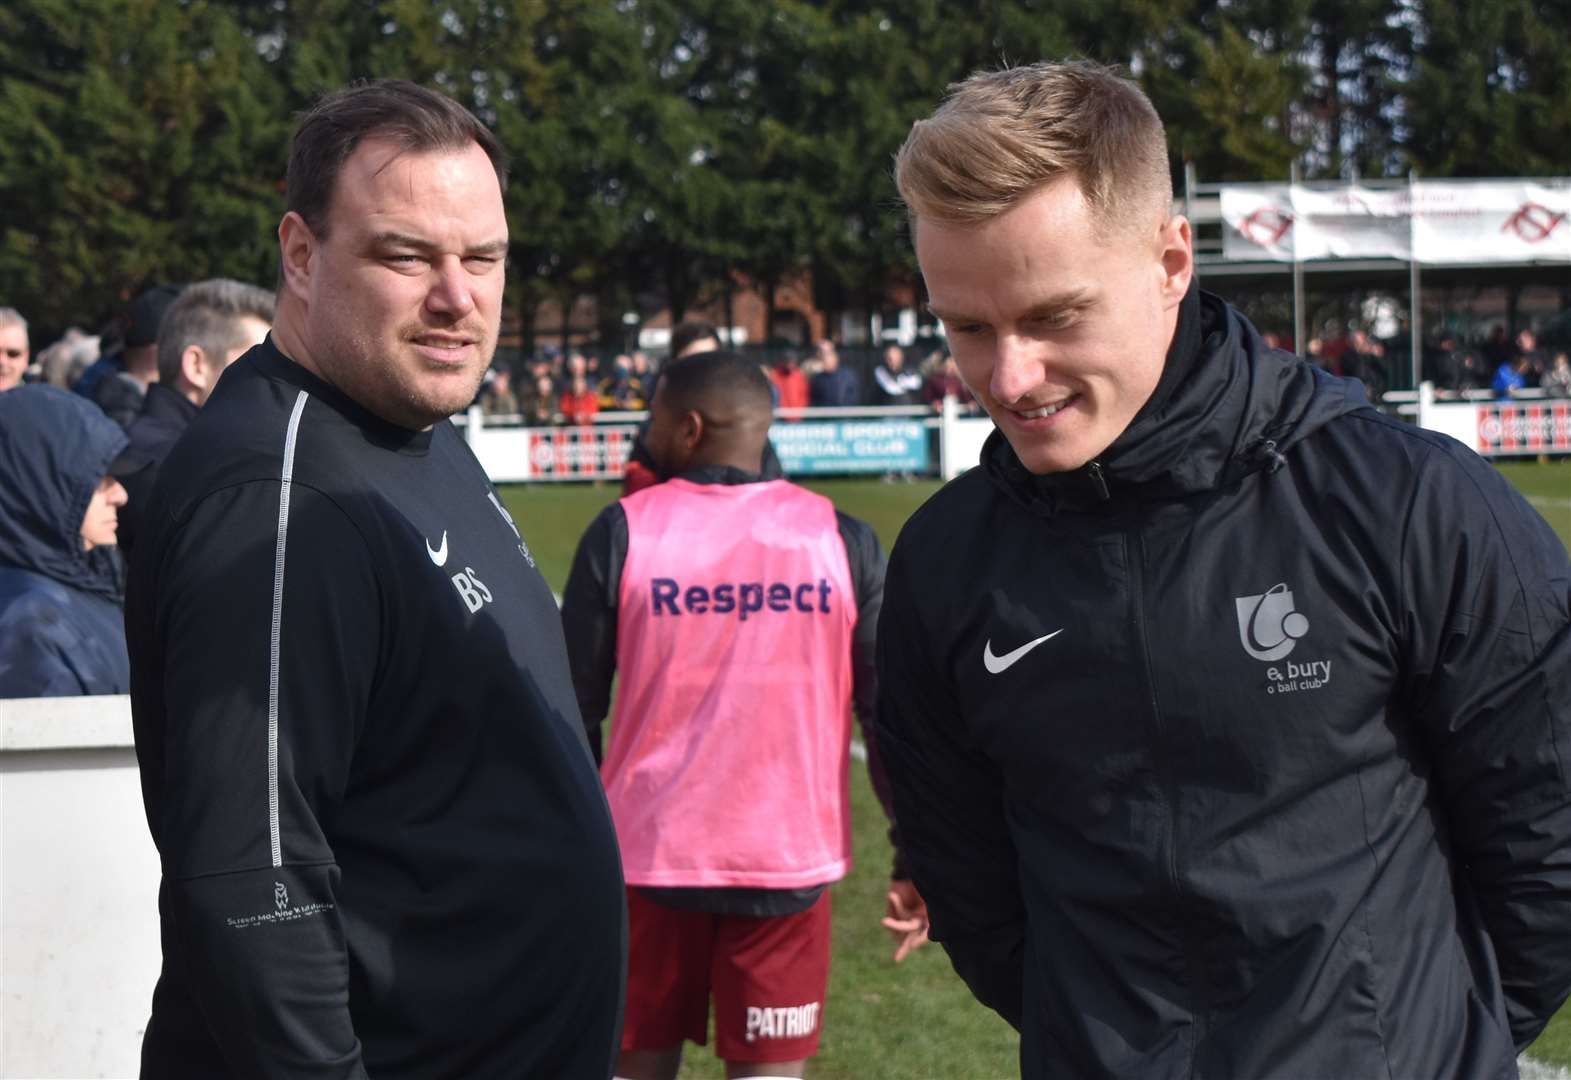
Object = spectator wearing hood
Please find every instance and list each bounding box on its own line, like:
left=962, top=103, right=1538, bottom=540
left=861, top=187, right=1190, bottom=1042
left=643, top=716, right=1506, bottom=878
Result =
left=0, top=385, right=132, bottom=697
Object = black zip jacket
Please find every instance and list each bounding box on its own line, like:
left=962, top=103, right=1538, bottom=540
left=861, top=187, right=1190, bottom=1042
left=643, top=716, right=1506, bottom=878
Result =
left=128, top=340, right=625, bottom=1079
left=875, top=288, right=1571, bottom=1079
left=118, top=381, right=198, bottom=559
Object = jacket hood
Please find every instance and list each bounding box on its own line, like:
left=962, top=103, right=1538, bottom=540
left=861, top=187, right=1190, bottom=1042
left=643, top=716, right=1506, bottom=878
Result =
left=0, top=385, right=128, bottom=600
left=984, top=286, right=1372, bottom=515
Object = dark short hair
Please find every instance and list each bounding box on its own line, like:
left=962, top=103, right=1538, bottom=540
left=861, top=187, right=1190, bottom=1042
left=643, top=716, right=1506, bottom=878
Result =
left=659, top=349, right=773, bottom=416
left=669, top=320, right=721, bottom=359
left=287, top=79, right=509, bottom=238
left=156, top=279, right=277, bottom=384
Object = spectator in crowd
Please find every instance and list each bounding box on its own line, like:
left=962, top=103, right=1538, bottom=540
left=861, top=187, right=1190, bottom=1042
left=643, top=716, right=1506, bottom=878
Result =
left=669, top=318, right=721, bottom=360
left=1515, top=328, right=1547, bottom=387
left=872, top=344, right=924, bottom=406
left=598, top=353, right=644, bottom=409
left=1493, top=352, right=1531, bottom=399
left=115, top=279, right=274, bottom=558
left=0, top=386, right=132, bottom=697
left=1430, top=330, right=1488, bottom=393
left=478, top=364, right=519, bottom=416
left=808, top=338, right=859, bottom=406
left=1544, top=351, right=1571, bottom=398
left=629, top=349, right=653, bottom=400
left=523, top=371, right=562, bottom=425
left=126, top=78, right=623, bottom=1078
left=0, top=307, right=29, bottom=392
left=770, top=349, right=811, bottom=417
left=922, top=352, right=974, bottom=412
left=561, top=371, right=601, bottom=424
left=561, top=350, right=916, bottom=1080
left=1481, top=322, right=1513, bottom=369
left=90, top=284, right=185, bottom=428
left=881, top=59, right=1571, bottom=1078
left=35, top=329, right=101, bottom=389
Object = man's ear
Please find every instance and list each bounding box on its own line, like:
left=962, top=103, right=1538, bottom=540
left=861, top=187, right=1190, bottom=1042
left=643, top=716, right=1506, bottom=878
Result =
left=179, top=345, right=210, bottom=392
left=680, top=409, right=705, bottom=452
left=1156, top=215, right=1194, bottom=308
left=278, top=211, right=317, bottom=303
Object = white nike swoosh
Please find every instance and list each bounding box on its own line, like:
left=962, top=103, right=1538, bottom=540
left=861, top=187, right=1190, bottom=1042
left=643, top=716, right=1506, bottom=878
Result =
left=426, top=530, right=448, bottom=567
left=982, top=629, right=1063, bottom=674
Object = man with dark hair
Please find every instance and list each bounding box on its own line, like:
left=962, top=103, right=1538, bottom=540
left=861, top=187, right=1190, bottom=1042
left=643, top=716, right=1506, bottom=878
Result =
left=667, top=318, right=721, bottom=360
left=622, top=320, right=783, bottom=494
left=562, top=350, right=915, bottom=1080
left=117, top=279, right=274, bottom=557
left=128, top=79, right=624, bottom=1078
left=878, top=59, right=1571, bottom=1078
left=87, top=285, right=184, bottom=428
left=807, top=339, right=859, bottom=406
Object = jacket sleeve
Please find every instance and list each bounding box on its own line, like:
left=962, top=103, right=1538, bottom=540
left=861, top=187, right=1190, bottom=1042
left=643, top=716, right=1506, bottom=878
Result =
left=151, top=482, right=376, bottom=1078
left=836, top=511, right=909, bottom=880
left=0, top=608, right=89, bottom=697
left=1401, top=445, right=1571, bottom=1049
left=874, top=535, right=1026, bottom=1029
left=561, top=502, right=625, bottom=764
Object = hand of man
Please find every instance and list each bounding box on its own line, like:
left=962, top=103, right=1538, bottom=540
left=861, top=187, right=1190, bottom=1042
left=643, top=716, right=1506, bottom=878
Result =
left=882, top=879, right=930, bottom=963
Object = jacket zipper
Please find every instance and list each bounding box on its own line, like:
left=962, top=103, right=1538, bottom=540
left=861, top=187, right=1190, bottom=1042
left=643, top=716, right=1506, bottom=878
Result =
left=1087, top=460, right=1110, bottom=500
left=1128, top=525, right=1206, bottom=1073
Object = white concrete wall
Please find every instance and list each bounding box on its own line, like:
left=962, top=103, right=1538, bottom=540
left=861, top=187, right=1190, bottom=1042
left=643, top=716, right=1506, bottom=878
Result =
left=1, top=696, right=160, bottom=1079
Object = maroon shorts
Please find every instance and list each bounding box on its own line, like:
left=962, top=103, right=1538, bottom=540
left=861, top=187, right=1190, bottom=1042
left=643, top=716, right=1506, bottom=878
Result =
left=621, top=887, right=832, bottom=1063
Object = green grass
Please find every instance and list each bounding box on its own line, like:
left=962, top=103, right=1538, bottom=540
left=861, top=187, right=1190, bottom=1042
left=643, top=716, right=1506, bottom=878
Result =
left=500, top=461, right=1571, bottom=1077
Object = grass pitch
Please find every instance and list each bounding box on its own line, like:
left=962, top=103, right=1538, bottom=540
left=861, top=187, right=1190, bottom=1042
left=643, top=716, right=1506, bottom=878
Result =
left=501, top=459, right=1571, bottom=1078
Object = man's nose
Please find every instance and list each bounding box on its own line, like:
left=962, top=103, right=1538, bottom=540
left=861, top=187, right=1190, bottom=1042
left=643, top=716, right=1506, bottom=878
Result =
left=990, top=335, right=1045, bottom=404
left=426, top=258, right=475, bottom=317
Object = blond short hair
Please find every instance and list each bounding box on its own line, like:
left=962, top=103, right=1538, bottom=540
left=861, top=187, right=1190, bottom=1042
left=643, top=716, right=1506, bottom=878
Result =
left=894, top=60, right=1172, bottom=235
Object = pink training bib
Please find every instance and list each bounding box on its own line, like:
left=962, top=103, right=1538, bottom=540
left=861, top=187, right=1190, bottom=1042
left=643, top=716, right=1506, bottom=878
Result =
left=605, top=478, right=857, bottom=889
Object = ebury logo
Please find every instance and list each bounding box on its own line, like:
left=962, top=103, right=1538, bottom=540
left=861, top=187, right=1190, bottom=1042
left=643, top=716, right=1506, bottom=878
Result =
left=225, top=882, right=335, bottom=931
left=1502, top=203, right=1567, bottom=244
left=1238, top=206, right=1295, bottom=246
left=1235, top=583, right=1309, bottom=661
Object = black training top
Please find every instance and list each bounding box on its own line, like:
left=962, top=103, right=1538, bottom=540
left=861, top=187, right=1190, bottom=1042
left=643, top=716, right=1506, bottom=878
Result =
left=128, top=339, right=625, bottom=1079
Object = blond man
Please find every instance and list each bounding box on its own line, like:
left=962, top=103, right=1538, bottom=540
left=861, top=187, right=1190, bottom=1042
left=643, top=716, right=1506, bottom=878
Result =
left=874, top=60, right=1571, bottom=1078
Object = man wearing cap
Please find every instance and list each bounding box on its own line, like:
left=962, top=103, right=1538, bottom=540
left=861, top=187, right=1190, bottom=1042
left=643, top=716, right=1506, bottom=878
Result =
left=86, top=284, right=185, bottom=428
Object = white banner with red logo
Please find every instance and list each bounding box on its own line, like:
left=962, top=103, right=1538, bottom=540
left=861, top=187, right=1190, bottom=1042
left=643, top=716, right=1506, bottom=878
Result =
left=1220, top=180, right=1571, bottom=264
left=1420, top=400, right=1571, bottom=457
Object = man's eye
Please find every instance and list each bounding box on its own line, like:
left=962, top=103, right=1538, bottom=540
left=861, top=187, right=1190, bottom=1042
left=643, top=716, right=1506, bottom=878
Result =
left=464, top=256, right=502, bottom=269
left=948, top=322, right=986, bottom=336
left=385, top=254, right=422, bottom=266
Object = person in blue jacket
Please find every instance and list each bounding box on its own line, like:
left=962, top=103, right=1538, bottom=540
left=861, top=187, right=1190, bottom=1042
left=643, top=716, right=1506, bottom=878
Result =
left=0, top=385, right=132, bottom=697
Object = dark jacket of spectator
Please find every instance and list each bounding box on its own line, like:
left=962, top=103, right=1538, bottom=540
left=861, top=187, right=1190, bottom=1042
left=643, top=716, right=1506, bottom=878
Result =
left=0, top=386, right=130, bottom=696
left=809, top=366, right=860, bottom=407
left=118, top=383, right=198, bottom=559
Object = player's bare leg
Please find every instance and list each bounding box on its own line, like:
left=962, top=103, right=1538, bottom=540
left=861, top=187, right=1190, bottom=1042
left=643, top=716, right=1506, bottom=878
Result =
left=725, top=1059, right=808, bottom=1078
left=617, top=1046, right=682, bottom=1080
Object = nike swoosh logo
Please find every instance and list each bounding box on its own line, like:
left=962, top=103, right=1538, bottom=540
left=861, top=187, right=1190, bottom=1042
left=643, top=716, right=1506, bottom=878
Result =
left=426, top=531, right=448, bottom=567
left=983, top=630, right=1063, bottom=674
